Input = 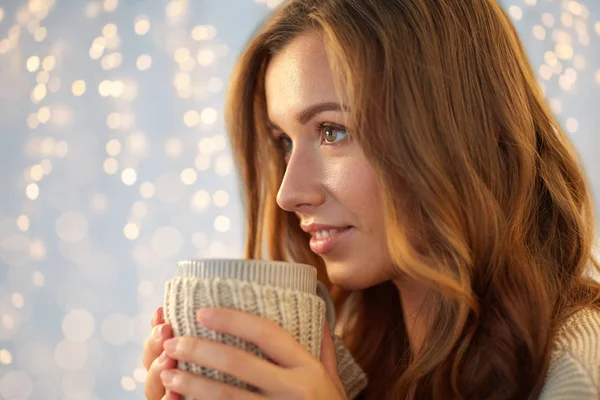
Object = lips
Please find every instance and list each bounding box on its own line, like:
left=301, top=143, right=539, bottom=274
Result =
left=309, top=226, right=354, bottom=255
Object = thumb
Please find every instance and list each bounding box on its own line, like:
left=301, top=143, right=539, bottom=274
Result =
left=320, top=319, right=345, bottom=394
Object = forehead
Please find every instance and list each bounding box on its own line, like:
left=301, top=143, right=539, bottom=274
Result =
left=264, top=32, right=342, bottom=122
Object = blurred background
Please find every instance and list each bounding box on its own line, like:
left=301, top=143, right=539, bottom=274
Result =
left=0, top=0, right=598, bottom=399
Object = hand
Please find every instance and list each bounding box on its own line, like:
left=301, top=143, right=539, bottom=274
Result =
left=160, top=308, right=348, bottom=399
left=143, top=307, right=179, bottom=400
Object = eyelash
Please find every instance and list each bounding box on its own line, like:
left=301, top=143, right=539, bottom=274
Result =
left=275, top=122, right=349, bottom=157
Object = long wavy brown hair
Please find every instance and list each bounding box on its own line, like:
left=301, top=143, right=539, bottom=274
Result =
left=224, top=0, right=600, bottom=398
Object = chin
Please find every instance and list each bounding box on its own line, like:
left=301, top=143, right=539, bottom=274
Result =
left=323, top=261, right=369, bottom=291
left=323, top=257, right=391, bottom=291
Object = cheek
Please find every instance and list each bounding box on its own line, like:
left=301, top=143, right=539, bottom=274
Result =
left=325, top=157, right=383, bottom=224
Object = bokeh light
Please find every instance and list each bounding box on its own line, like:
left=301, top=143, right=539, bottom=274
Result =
left=62, top=309, right=96, bottom=343
left=124, top=223, right=140, bottom=240
left=55, top=211, right=89, bottom=243
left=0, top=371, right=33, bottom=400
left=136, top=54, right=152, bottom=71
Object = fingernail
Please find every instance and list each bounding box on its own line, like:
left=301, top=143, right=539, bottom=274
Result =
left=163, top=337, right=179, bottom=354
left=196, top=308, right=214, bottom=323
left=153, top=325, right=163, bottom=341
left=165, top=390, right=179, bottom=400
left=161, top=370, right=176, bottom=384
left=158, top=351, right=167, bottom=363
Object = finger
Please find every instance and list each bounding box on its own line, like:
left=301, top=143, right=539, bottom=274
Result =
left=151, top=308, right=158, bottom=328
left=143, top=324, right=168, bottom=370
left=196, top=308, right=311, bottom=368
left=160, top=390, right=179, bottom=400
left=160, top=390, right=180, bottom=400
left=160, top=369, right=265, bottom=400
left=143, top=323, right=173, bottom=370
left=320, top=320, right=345, bottom=396
left=152, top=307, right=165, bottom=328
left=320, top=320, right=336, bottom=370
left=163, top=336, right=283, bottom=392
left=162, top=391, right=179, bottom=400
left=145, top=351, right=177, bottom=400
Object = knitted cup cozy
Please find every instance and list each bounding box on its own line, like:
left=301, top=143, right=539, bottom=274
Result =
left=163, top=259, right=368, bottom=399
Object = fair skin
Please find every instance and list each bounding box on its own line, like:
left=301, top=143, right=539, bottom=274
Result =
left=143, top=31, right=429, bottom=399
left=268, top=32, right=429, bottom=354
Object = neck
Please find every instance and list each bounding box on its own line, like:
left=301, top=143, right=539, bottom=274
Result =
left=393, top=278, right=430, bottom=356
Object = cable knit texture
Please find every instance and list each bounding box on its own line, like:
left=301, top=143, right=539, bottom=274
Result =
left=164, top=276, right=368, bottom=400
left=539, top=307, right=600, bottom=399
left=165, top=275, right=598, bottom=400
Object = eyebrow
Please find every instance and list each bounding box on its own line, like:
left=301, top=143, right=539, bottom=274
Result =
left=266, top=102, right=349, bottom=131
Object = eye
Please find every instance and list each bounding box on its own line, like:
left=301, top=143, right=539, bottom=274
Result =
left=278, top=135, right=293, bottom=156
left=321, top=124, right=348, bottom=145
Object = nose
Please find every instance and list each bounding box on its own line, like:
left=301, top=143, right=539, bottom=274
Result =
left=276, top=148, right=325, bottom=212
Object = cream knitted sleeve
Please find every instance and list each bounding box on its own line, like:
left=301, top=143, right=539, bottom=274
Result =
left=316, top=282, right=368, bottom=399
left=539, top=308, right=600, bottom=400
left=332, top=334, right=369, bottom=399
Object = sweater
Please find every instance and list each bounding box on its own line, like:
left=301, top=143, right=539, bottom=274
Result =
left=539, top=307, right=600, bottom=399
left=318, top=287, right=600, bottom=399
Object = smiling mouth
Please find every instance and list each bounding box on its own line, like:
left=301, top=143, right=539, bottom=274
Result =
left=309, top=226, right=354, bottom=255
left=312, top=227, right=351, bottom=239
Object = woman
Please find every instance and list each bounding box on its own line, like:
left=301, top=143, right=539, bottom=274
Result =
left=143, top=0, right=600, bottom=398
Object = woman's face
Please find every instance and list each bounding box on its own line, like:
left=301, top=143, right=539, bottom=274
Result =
left=264, top=32, right=395, bottom=290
